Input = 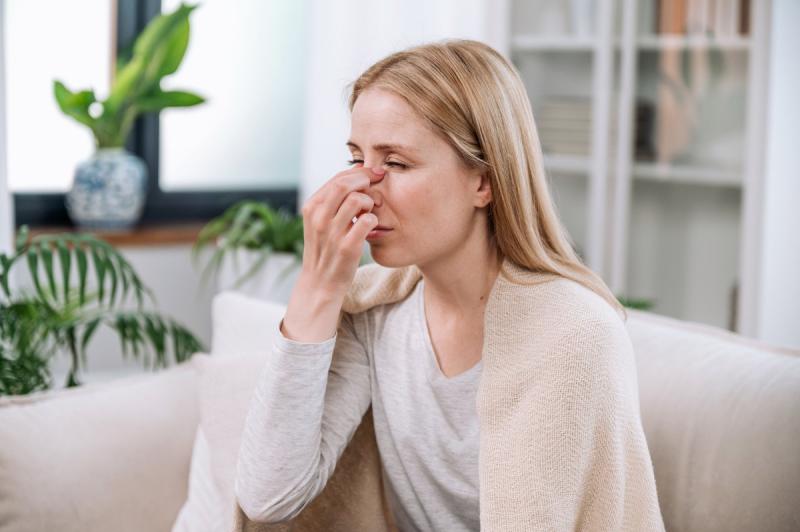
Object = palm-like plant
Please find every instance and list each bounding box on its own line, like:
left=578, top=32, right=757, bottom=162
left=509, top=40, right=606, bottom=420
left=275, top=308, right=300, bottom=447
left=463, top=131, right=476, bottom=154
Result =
left=192, top=200, right=305, bottom=291
left=0, top=226, right=204, bottom=396
left=191, top=200, right=375, bottom=293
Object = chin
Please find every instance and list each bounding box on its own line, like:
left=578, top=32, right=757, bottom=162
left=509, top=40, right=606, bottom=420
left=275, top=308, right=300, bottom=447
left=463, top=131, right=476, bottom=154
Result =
left=366, top=247, right=415, bottom=269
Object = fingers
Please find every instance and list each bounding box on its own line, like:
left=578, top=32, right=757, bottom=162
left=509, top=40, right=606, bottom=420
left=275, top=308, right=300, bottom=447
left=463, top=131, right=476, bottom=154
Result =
left=332, top=191, right=374, bottom=236
left=342, top=209, right=379, bottom=250
left=301, top=167, right=379, bottom=230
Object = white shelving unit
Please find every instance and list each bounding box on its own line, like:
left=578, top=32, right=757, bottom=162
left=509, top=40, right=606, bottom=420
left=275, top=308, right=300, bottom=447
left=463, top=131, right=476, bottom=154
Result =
left=507, top=0, right=771, bottom=332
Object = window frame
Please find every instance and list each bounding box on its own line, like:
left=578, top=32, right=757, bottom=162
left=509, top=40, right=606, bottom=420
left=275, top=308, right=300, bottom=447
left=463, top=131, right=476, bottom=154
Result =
left=12, top=0, right=299, bottom=227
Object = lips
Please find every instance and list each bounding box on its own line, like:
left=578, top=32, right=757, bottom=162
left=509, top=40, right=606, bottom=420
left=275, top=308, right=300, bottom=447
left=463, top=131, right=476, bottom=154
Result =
left=374, top=225, right=392, bottom=231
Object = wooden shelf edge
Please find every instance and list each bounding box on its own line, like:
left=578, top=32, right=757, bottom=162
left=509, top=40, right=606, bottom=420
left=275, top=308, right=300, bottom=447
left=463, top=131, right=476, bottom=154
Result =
left=16, top=222, right=208, bottom=247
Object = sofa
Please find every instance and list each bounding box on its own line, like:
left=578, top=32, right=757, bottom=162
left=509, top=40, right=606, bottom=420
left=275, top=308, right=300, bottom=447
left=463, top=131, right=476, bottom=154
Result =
left=1, top=290, right=798, bottom=532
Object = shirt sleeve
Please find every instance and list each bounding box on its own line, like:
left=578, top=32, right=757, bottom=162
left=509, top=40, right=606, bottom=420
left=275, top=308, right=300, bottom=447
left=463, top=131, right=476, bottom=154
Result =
left=233, top=311, right=372, bottom=524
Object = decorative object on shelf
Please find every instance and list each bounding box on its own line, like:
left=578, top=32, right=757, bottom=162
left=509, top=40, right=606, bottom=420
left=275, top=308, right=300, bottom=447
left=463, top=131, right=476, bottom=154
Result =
left=635, top=100, right=656, bottom=161
left=66, top=148, right=148, bottom=230
left=54, top=2, right=205, bottom=230
left=0, top=225, right=204, bottom=396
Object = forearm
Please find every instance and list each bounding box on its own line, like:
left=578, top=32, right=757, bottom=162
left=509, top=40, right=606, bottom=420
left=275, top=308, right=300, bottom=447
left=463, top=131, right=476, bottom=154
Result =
left=234, top=333, right=336, bottom=523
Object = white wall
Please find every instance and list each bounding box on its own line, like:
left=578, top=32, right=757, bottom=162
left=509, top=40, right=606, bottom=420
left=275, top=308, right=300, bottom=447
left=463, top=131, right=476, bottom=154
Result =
left=0, top=0, right=13, bottom=254
left=298, top=0, right=508, bottom=209
left=757, top=0, right=800, bottom=348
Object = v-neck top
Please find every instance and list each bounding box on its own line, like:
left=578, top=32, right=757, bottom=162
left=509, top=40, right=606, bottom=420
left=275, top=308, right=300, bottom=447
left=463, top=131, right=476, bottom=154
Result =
left=235, top=277, right=482, bottom=531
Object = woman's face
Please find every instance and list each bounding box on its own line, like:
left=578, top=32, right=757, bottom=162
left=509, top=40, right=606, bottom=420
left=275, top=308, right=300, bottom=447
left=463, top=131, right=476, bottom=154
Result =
left=347, top=87, right=491, bottom=268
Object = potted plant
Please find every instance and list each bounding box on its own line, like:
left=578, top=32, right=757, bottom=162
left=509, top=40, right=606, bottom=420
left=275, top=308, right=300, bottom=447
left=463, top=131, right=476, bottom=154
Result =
left=54, top=2, right=205, bottom=230
left=0, top=226, right=204, bottom=396
left=192, top=200, right=304, bottom=303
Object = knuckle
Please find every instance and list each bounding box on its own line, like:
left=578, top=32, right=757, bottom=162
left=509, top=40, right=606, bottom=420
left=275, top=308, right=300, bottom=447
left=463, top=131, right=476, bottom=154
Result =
left=335, top=181, right=349, bottom=195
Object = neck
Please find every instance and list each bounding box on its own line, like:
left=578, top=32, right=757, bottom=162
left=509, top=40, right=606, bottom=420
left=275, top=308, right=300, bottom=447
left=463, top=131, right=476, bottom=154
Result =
left=418, top=236, right=502, bottom=320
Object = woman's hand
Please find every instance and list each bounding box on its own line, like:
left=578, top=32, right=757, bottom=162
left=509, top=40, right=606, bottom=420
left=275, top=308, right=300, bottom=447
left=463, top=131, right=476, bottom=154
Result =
left=280, top=166, right=381, bottom=342
left=299, top=165, right=381, bottom=297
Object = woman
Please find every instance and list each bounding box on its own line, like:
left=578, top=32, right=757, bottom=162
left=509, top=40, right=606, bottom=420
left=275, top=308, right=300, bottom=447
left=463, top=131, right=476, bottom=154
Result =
left=234, top=39, right=665, bottom=531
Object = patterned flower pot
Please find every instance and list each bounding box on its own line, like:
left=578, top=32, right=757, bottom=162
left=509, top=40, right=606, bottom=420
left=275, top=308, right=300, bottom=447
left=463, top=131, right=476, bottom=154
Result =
left=66, top=148, right=148, bottom=230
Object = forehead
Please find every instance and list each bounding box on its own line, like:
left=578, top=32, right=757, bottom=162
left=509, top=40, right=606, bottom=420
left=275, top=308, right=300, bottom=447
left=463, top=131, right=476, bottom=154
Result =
left=349, top=88, right=434, bottom=150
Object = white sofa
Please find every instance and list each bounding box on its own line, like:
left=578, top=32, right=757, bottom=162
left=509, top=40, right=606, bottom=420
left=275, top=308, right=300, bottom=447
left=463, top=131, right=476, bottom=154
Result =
left=1, top=291, right=799, bottom=532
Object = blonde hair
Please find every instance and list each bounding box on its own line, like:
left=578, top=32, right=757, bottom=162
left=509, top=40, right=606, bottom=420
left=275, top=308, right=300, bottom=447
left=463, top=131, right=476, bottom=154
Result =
left=345, top=39, right=626, bottom=320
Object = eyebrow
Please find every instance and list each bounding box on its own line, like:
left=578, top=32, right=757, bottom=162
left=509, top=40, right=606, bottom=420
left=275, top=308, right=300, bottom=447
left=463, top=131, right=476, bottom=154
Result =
left=346, top=141, right=418, bottom=154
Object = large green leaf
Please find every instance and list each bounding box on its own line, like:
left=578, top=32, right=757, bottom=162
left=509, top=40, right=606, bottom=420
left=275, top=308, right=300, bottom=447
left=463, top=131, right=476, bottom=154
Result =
left=103, top=3, right=198, bottom=138
left=103, top=56, right=146, bottom=118
left=132, top=4, right=197, bottom=97
left=53, top=81, right=97, bottom=129
left=136, top=89, right=205, bottom=113
left=153, top=13, right=192, bottom=79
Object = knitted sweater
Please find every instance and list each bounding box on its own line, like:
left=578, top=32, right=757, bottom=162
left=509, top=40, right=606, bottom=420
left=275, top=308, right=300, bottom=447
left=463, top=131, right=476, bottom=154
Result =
left=232, top=257, right=666, bottom=531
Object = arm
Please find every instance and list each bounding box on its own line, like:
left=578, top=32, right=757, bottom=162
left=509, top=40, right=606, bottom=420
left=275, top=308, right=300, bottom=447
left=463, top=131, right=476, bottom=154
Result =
left=233, top=311, right=372, bottom=524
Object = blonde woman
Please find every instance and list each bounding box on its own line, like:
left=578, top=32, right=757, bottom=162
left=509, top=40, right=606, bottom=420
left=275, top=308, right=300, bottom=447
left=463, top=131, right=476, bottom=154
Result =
left=234, top=39, right=665, bottom=531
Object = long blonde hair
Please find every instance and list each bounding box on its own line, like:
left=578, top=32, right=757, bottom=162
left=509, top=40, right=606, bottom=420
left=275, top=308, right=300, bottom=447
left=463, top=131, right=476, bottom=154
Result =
left=345, top=39, right=626, bottom=319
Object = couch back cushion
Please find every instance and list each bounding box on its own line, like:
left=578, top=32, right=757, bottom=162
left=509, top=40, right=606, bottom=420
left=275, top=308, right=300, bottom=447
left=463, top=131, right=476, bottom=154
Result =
left=0, top=361, right=200, bottom=532
left=211, top=290, right=286, bottom=357
left=627, top=310, right=800, bottom=532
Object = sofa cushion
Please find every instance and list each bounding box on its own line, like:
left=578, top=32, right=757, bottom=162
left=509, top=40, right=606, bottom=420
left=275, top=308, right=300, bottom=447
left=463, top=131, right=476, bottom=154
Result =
left=171, top=426, right=226, bottom=532
left=627, top=310, right=800, bottom=532
left=0, top=360, right=201, bottom=532
left=172, top=292, right=288, bottom=531
left=211, top=290, right=286, bottom=357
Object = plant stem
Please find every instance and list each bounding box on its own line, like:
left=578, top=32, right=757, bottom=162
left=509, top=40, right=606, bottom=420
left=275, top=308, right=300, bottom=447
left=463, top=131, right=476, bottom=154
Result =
left=65, top=328, right=81, bottom=388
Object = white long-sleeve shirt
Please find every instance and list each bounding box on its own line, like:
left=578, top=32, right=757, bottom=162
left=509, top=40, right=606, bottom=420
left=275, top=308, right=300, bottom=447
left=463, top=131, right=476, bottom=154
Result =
left=234, top=278, right=482, bottom=531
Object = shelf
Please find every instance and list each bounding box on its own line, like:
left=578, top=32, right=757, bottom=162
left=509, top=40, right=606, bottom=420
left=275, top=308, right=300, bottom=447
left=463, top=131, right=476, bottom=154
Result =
left=511, top=34, right=595, bottom=52
left=17, top=222, right=207, bottom=247
left=636, top=35, right=751, bottom=51
left=511, top=33, right=751, bottom=53
left=633, top=162, right=741, bottom=187
left=543, top=154, right=591, bottom=175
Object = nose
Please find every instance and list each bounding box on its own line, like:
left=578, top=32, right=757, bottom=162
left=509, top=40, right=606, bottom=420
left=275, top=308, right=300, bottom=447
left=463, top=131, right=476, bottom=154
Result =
left=365, top=166, right=385, bottom=206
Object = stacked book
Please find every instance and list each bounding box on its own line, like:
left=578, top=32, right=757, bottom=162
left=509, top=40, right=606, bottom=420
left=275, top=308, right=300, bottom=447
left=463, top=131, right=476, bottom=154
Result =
left=536, top=97, right=592, bottom=157
left=645, top=0, right=751, bottom=37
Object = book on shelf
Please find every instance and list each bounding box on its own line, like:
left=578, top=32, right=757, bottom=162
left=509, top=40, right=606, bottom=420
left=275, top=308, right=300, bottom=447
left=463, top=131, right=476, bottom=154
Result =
left=651, top=0, right=750, bottom=37
left=536, top=97, right=591, bottom=157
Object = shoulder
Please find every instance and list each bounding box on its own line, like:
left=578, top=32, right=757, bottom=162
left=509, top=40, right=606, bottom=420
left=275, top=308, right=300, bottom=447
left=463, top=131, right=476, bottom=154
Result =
left=502, top=261, right=622, bottom=321
left=497, top=268, right=630, bottom=356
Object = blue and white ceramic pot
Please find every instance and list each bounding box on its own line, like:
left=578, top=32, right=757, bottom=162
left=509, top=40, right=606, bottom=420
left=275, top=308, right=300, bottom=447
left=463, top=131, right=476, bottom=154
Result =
left=65, top=148, right=148, bottom=230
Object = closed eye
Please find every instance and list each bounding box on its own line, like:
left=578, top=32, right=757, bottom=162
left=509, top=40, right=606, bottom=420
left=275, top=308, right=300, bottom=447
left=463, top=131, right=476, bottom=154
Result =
left=346, top=159, right=407, bottom=169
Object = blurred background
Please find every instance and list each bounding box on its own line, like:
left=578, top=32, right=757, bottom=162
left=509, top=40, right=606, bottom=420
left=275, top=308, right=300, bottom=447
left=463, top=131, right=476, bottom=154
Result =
left=1, top=0, right=798, bottom=388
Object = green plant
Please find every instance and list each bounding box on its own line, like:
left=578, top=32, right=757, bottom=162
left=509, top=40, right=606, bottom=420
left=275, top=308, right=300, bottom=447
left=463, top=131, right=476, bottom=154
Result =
left=192, top=200, right=305, bottom=291
left=617, top=296, right=655, bottom=311
left=0, top=226, right=204, bottom=396
left=53, top=2, right=204, bottom=148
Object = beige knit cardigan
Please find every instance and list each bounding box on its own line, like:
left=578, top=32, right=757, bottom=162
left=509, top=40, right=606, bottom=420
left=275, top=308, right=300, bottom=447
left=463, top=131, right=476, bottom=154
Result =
left=232, top=257, right=666, bottom=531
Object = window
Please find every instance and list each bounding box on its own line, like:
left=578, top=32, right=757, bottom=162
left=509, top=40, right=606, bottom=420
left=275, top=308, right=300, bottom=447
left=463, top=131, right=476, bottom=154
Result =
left=8, top=0, right=303, bottom=226
left=5, top=0, right=112, bottom=193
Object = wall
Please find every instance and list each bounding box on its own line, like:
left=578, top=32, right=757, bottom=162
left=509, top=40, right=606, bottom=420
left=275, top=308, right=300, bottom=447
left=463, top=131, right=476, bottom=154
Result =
left=757, top=0, right=800, bottom=348
left=0, top=1, right=13, bottom=254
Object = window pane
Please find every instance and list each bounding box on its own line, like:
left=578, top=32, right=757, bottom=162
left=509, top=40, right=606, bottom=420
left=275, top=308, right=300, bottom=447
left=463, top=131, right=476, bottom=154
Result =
left=5, top=0, right=113, bottom=193
left=159, top=0, right=309, bottom=191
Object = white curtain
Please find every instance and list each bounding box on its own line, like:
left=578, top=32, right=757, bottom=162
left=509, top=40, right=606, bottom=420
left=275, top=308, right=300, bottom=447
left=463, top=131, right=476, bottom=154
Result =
left=0, top=1, right=13, bottom=255
left=298, top=0, right=508, bottom=207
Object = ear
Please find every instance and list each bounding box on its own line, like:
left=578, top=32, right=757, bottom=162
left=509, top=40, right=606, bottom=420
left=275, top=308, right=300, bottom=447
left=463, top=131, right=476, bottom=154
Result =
left=474, top=172, right=492, bottom=208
